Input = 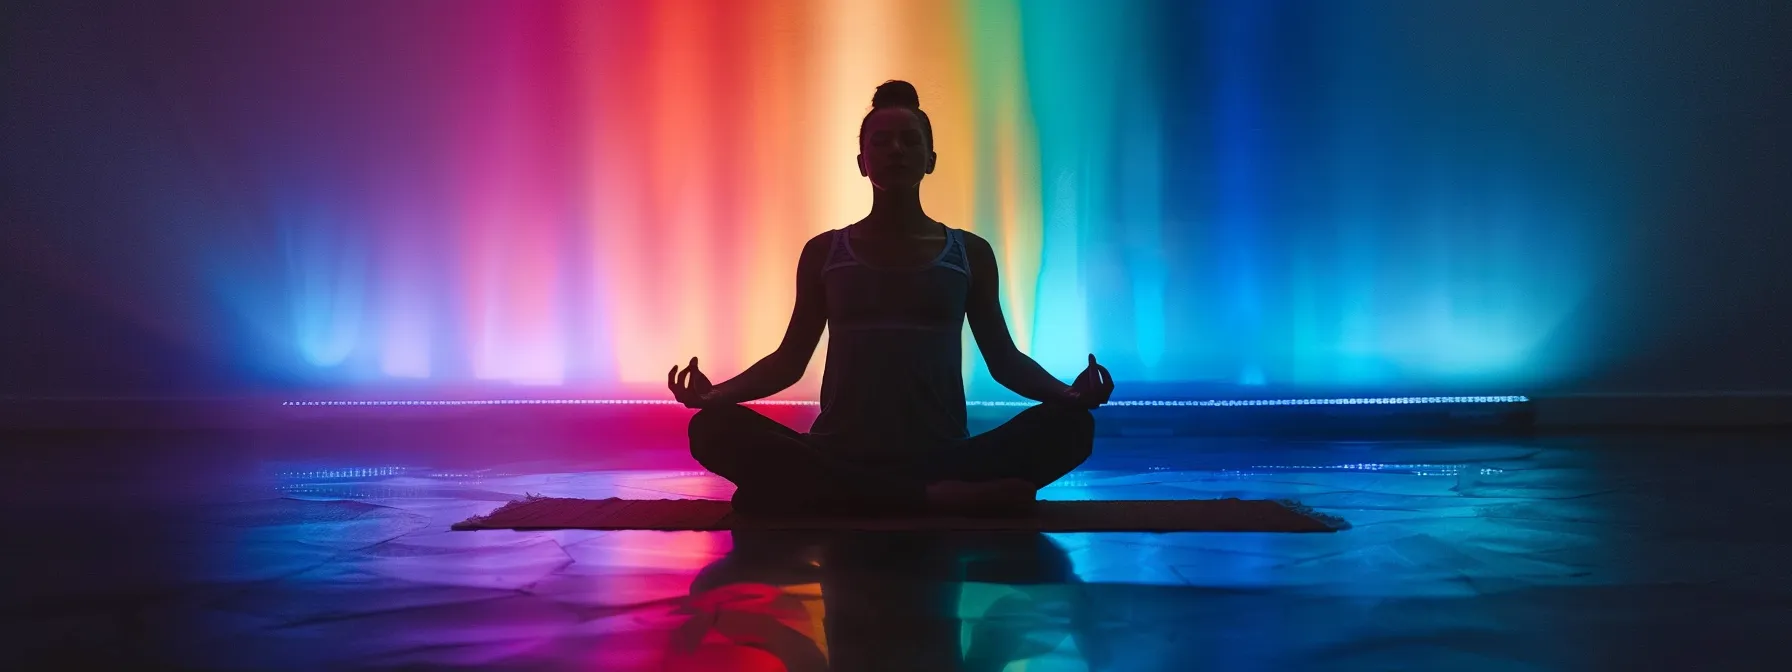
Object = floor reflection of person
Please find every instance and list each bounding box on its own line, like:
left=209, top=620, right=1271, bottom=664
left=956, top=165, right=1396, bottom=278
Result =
left=666, top=530, right=1103, bottom=671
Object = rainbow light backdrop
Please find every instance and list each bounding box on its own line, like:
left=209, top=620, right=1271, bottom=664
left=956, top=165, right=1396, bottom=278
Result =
left=140, top=0, right=1612, bottom=399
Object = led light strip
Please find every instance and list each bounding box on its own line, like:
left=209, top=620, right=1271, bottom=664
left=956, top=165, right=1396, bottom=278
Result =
left=282, top=395, right=1528, bottom=408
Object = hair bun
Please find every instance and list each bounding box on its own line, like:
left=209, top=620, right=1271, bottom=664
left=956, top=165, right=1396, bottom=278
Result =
left=871, top=80, right=921, bottom=109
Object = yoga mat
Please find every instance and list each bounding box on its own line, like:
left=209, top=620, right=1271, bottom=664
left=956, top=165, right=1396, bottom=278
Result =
left=451, top=496, right=1348, bottom=532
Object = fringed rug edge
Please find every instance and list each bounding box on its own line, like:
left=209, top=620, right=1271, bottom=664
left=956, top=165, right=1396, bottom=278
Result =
left=450, top=492, right=550, bottom=531
left=1275, top=498, right=1352, bottom=531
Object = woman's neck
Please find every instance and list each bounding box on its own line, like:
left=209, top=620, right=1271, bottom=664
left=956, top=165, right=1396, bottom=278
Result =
left=860, top=186, right=934, bottom=235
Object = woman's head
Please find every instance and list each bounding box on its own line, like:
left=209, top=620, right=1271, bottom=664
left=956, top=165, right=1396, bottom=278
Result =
left=857, top=80, right=936, bottom=190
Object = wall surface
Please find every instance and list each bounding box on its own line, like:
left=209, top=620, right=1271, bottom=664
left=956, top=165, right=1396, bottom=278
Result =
left=3, top=0, right=1788, bottom=401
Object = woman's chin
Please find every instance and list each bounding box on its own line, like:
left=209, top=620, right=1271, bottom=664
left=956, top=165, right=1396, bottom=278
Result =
left=870, top=174, right=923, bottom=190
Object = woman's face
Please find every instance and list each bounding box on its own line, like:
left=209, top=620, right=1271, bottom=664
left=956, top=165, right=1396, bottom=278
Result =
left=858, top=108, right=934, bottom=190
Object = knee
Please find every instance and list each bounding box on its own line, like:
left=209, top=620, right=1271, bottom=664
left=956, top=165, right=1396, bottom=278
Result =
left=1064, top=405, right=1096, bottom=438
left=1068, top=419, right=1095, bottom=465
left=688, top=402, right=751, bottom=434
left=1046, top=405, right=1095, bottom=462
left=686, top=404, right=727, bottom=440
left=1041, top=404, right=1094, bottom=437
left=687, top=404, right=746, bottom=463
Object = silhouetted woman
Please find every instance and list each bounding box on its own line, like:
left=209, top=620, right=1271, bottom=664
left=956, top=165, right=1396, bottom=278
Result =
left=668, top=80, right=1114, bottom=516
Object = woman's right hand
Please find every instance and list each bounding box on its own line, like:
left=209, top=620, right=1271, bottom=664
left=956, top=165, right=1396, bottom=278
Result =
left=668, top=357, right=718, bottom=409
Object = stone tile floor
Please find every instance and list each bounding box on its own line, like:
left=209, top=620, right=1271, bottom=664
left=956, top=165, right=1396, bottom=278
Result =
left=4, top=427, right=1790, bottom=670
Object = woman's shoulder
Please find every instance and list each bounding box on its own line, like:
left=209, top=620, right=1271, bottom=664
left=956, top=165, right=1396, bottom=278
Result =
left=797, top=229, right=848, bottom=267
left=951, top=227, right=992, bottom=251
left=805, top=228, right=851, bottom=249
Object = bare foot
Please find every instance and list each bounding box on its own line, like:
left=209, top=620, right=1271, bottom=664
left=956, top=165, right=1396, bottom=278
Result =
left=925, top=478, right=1039, bottom=517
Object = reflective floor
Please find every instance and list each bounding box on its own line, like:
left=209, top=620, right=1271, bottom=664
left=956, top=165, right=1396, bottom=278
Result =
left=5, top=420, right=1791, bottom=670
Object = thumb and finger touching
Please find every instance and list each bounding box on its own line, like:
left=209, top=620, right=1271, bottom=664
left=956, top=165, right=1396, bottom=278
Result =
left=670, top=357, right=706, bottom=398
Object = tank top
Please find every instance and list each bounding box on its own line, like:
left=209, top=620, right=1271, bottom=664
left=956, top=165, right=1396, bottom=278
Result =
left=807, top=224, right=972, bottom=462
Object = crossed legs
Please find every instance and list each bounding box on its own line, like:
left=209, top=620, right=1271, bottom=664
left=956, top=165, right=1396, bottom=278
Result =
left=688, top=403, right=1094, bottom=515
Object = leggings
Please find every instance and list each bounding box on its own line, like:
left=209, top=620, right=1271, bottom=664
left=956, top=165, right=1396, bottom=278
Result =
left=688, top=403, right=1095, bottom=514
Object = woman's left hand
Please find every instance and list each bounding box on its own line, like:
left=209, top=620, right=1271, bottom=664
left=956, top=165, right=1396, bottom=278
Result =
left=1060, top=354, right=1114, bottom=409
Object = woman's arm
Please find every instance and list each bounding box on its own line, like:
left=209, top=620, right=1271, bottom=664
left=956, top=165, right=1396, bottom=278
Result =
left=703, top=233, right=831, bottom=405
left=963, top=232, right=1075, bottom=403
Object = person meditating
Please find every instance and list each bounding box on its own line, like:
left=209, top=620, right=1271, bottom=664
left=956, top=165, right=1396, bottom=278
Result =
left=668, top=80, right=1115, bottom=516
